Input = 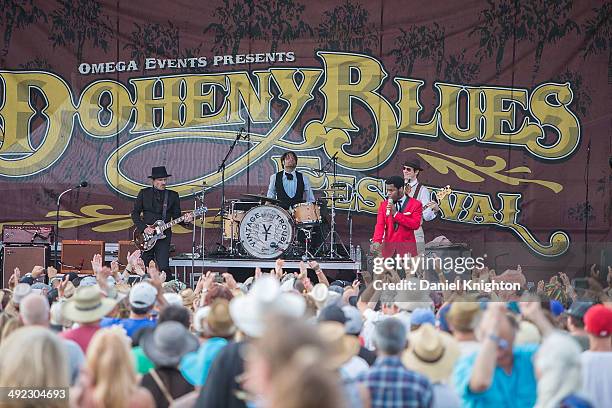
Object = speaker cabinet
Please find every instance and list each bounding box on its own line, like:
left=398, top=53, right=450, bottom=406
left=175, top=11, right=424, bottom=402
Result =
left=118, top=240, right=138, bottom=266
left=60, top=240, right=105, bottom=274
left=2, top=246, right=49, bottom=288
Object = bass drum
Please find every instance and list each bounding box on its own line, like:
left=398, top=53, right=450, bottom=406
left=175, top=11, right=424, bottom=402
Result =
left=239, top=205, right=294, bottom=258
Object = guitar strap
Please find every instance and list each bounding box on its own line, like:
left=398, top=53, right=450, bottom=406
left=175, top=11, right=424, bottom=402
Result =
left=161, top=190, right=169, bottom=222
left=412, top=182, right=423, bottom=201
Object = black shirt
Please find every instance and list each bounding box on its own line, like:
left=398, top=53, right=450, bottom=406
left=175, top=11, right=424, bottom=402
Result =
left=131, top=187, right=182, bottom=233
left=141, top=366, right=194, bottom=408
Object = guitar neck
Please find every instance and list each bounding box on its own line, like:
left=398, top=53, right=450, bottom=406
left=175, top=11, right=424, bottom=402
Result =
left=160, top=214, right=188, bottom=232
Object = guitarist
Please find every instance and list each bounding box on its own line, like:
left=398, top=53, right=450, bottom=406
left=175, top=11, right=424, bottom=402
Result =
left=131, top=166, right=193, bottom=278
left=402, top=157, right=439, bottom=254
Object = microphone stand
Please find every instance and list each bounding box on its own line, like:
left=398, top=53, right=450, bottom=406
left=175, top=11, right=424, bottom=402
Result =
left=54, top=185, right=81, bottom=269
left=217, top=129, right=243, bottom=246
left=347, top=178, right=356, bottom=253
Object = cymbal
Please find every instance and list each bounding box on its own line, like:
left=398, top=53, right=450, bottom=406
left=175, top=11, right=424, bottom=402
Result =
left=241, top=193, right=281, bottom=204
left=318, top=196, right=345, bottom=201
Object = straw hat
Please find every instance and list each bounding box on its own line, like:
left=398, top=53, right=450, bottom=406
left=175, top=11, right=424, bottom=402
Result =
left=318, top=321, right=360, bottom=370
left=180, top=288, right=196, bottom=308
left=206, top=298, right=236, bottom=338
left=446, top=301, right=482, bottom=332
left=402, top=324, right=460, bottom=383
left=62, top=286, right=118, bottom=323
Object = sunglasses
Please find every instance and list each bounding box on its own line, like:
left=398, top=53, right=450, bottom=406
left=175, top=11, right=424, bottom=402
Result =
left=403, top=166, right=414, bottom=171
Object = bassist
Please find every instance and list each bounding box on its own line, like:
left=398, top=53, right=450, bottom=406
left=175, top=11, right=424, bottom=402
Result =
left=131, top=166, right=193, bottom=277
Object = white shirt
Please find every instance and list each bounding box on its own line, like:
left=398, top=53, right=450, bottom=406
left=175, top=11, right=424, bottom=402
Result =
left=580, top=351, right=612, bottom=408
left=407, top=178, right=437, bottom=222
left=267, top=170, right=315, bottom=203
left=340, top=356, right=370, bottom=380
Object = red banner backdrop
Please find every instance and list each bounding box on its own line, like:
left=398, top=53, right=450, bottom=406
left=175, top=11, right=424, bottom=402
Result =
left=0, top=0, right=610, bottom=277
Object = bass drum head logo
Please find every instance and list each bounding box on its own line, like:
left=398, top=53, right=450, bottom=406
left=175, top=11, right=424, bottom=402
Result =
left=239, top=205, right=294, bottom=258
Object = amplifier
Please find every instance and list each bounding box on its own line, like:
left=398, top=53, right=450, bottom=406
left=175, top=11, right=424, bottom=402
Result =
left=2, top=225, right=54, bottom=245
left=118, top=240, right=138, bottom=266
left=2, top=246, right=49, bottom=289
left=60, top=240, right=105, bottom=274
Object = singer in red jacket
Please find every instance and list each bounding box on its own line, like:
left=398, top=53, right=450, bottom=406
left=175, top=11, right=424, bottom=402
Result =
left=372, top=176, right=423, bottom=257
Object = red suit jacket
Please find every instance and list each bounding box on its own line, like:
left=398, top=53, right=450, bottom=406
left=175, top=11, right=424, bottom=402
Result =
left=372, top=197, right=423, bottom=256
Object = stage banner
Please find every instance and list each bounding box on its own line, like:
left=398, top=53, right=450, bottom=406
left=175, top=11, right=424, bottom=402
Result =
left=0, top=0, right=610, bottom=276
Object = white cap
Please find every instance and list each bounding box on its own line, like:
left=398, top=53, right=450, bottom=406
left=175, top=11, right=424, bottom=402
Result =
left=163, top=293, right=183, bottom=307
left=129, top=282, right=157, bottom=308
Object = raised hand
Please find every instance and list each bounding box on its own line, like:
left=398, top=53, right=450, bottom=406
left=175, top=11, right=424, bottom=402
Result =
left=223, top=273, right=237, bottom=290
left=91, top=254, right=103, bottom=275
left=127, top=249, right=142, bottom=267
left=298, top=261, right=308, bottom=280
left=559, top=272, right=571, bottom=287
left=58, top=275, right=70, bottom=298
left=590, top=264, right=600, bottom=279
left=134, top=258, right=146, bottom=276
left=274, top=258, right=285, bottom=279
left=31, top=265, right=46, bottom=278
left=110, top=260, right=120, bottom=277
left=47, top=266, right=58, bottom=280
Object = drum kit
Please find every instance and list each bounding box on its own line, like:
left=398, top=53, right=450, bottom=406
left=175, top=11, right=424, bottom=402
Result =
left=216, top=187, right=350, bottom=260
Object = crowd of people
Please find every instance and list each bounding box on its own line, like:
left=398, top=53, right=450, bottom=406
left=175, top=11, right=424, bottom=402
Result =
left=0, top=249, right=611, bottom=408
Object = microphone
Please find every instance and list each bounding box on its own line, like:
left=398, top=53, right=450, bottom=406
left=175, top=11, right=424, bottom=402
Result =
left=331, top=151, right=338, bottom=160
left=77, top=181, right=88, bottom=188
left=386, top=195, right=394, bottom=216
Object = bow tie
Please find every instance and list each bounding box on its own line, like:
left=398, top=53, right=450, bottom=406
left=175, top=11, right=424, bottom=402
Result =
left=285, top=172, right=294, bottom=180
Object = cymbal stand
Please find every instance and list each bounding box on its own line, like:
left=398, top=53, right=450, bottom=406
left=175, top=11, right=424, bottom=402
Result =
left=347, top=178, right=356, bottom=252
left=314, top=154, right=348, bottom=259
left=191, top=185, right=208, bottom=277
left=216, top=129, right=244, bottom=245
left=228, top=200, right=237, bottom=255
left=299, top=226, right=316, bottom=259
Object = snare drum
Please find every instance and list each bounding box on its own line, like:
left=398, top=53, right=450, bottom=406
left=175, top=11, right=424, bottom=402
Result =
left=291, top=202, right=321, bottom=225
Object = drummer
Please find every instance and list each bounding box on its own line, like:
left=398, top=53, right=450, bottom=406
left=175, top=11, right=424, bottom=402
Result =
left=266, top=152, right=315, bottom=210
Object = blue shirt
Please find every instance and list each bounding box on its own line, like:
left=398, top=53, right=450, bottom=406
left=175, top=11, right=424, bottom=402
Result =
left=453, top=344, right=538, bottom=408
left=355, top=356, right=433, bottom=408
left=267, top=170, right=315, bottom=202
left=180, top=337, right=228, bottom=386
left=100, top=317, right=157, bottom=339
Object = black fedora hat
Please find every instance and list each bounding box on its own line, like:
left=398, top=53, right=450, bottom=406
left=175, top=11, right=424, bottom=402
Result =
left=403, top=157, right=423, bottom=171
left=148, top=166, right=172, bottom=179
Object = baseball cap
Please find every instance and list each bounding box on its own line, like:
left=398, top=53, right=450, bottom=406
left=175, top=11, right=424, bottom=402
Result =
left=411, top=308, right=436, bottom=326
left=163, top=292, right=183, bottom=307
left=583, top=304, right=612, bottom=337
left=129, top=282, right=157, bottom=308
left=549, top=300, right=565, bottom=317
left=19, top=276, right=35, bottom=285
left=565, top=301, right=594, bottom=319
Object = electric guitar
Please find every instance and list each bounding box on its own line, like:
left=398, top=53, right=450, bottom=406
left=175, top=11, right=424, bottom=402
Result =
left=424, top=185, right=452, bottom=210
left=133, top=206, right=206, bottom=251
